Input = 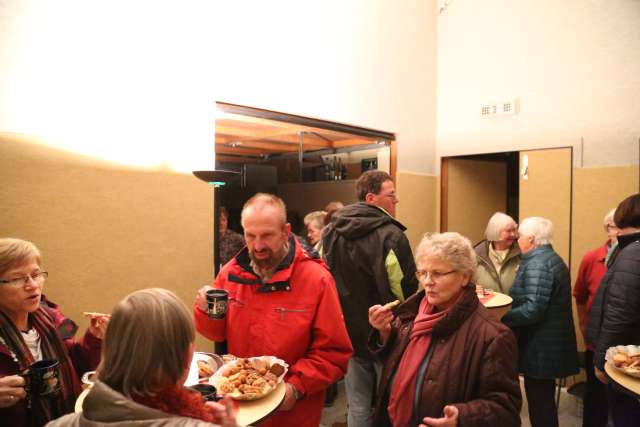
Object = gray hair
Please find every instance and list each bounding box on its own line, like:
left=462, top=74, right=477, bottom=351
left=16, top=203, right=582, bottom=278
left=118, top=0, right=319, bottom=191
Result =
left=415, top=232, right=476, bottom=275
left=518, top=217, right=553, bottom=246
left=0, top=238, right=42, bottom=276
left=603, top=208, right=616, bottom=231
left=304, top=211, right=326, bottom=229
left=484, top=212, right=517, bottom=242
left=99, top=288, right=195, bottom=397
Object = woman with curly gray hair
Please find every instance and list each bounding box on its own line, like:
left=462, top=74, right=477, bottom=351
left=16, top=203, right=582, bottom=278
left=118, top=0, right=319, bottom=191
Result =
left=368, top=232, right=521, bottom=427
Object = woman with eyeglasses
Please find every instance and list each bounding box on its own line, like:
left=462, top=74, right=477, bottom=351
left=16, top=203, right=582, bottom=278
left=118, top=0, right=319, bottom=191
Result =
left=502, top=218, right=578, bottom=427
left=368, top=232, right=521, bottom=427
left=0, top=238, right=106, bottom=426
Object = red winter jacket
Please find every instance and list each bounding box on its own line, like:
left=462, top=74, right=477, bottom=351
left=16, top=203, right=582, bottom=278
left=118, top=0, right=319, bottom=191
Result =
left=194, top=236, right=353, bottom=427
left=573, top=242, right=609, bottom=347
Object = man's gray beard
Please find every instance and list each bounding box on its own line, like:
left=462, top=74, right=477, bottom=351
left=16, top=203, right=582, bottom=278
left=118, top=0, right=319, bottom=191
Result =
left=249, top=242, right=289, bottom=281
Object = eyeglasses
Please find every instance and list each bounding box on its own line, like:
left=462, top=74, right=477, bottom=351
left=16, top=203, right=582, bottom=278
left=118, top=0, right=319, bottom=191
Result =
left=0, top=271, right=48, bottom=287
left=606, top=224, right=619, bottom=230
left=415, top=269, right=456, bottom=282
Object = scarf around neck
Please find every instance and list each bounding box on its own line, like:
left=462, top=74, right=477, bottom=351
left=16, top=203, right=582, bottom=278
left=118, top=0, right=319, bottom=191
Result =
left=388, top=296, right=450, bottom=427
left=0, top=307, right=80, bottom=427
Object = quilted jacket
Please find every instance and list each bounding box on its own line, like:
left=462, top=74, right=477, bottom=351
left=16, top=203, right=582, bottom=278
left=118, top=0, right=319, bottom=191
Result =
left=586, top=231, right=640, bottom=371
left=502, top=244, right=579, bottom=379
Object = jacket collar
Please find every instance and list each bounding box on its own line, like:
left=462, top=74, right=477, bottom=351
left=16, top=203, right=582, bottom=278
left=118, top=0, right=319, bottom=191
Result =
left=229, top=234, right=301, bottom=293
left=395, top=285, right=479, bottom=338
left=82, top=380, right=174, bottom=421
left=617, top=231, right=640, bottom=250
left=521, top=244, right=553, bottom=260
left=475, top=240, right=520, bottom=265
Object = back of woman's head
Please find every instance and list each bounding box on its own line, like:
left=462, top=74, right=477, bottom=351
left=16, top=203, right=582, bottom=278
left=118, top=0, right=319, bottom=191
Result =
left=0, top=238, right=41, bottom=276
left=99, top=288, right=195, bottom=396
left=614, top=193, right=640, bottom=229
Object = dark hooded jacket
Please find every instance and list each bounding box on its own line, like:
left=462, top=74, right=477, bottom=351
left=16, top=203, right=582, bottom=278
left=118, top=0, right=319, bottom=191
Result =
left=322, top=202, right=418, bottom=359
left=586, top=231, right=640, bottom=371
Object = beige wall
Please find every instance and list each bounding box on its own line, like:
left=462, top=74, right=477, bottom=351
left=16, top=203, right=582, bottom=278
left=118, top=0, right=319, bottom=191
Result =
left=0, top=133, right=215, bottom=351
left=396, top=172, right=439, bottom=251
left=445, top=159, right=507, bottom=245
left=437, top=0, right=640, bottom=168
left=571, top=165, right=639, bottom=350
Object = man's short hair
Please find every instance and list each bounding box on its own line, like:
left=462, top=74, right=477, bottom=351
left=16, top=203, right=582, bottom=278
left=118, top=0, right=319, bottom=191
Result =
left=241, top=193, right=287, bottom=227
left=356, top=170, right=393, bottom=201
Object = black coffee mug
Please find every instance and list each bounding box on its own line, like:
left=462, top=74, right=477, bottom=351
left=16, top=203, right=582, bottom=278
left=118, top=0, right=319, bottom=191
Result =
left=22, top=359, right=61, bottom=398
left=188, top=383, right=219, bottom=401
left=206, top=289, right=228, bottom=320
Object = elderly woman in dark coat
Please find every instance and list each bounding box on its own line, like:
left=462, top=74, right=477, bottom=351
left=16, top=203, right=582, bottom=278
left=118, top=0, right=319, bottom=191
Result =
left=587, top=193, right=640, bottom=426
left=368, top=232, right=521, bottom=427
left=502, top=217, right=578, bottom=427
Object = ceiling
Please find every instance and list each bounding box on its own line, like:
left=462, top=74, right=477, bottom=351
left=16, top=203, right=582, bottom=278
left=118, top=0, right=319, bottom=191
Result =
left=215, top=111, right=388, bottom=165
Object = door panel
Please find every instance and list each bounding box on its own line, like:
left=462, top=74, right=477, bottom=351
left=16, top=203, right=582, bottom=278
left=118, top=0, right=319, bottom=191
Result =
left=519, top=148, right=572, bottom=264
left=444, top=158, right=507, bottom=245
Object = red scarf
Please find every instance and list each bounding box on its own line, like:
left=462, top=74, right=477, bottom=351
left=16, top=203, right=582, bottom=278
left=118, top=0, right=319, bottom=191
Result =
left=132, top=384, right=221, bottom=422
left=0, top=306, right=81, bottom=427
left=388, top=297, right=449, bottom=427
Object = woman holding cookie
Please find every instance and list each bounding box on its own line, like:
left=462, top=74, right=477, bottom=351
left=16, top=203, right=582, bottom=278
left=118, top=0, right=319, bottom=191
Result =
left=368, top=232, right=521, bottom=427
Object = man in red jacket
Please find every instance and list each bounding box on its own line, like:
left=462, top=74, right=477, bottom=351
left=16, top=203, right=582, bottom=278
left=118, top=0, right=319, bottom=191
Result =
left=194, top=193, right=353, bottom=427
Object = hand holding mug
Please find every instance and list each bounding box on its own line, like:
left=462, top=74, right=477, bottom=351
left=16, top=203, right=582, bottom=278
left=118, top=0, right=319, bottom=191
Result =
left=196, top=285, right=214, bottom=312
left=0, top=375, right=26, bottom=408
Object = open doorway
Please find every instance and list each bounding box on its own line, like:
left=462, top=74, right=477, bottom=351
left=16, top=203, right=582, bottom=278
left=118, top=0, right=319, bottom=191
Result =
left=441, top=152, right=519, bottom=245
left=441, top=147, right=573, bottom=265
left=214, top=102, right=396, bottom=238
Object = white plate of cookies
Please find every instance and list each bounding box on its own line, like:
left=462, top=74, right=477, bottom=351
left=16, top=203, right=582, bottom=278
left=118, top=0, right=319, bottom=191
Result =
left=211, top=356, right=288, bottom=401
left=606, top=345, right=640, bottom=378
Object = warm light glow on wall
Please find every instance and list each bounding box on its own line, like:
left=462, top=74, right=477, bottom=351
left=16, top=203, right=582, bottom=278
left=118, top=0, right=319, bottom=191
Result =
left=0, top=1, right=218, bottom=173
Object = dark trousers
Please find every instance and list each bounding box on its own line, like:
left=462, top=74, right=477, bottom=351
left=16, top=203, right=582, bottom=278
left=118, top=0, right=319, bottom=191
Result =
left=524, top=376, right=558, bottom=427
left=607, top=384, right=640, bottom=427
left=584, top=350, right=609, bottom=427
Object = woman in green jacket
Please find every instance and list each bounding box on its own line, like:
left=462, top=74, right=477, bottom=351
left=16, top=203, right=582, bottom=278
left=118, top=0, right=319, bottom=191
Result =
left=474, top=212, right=521, bottom=294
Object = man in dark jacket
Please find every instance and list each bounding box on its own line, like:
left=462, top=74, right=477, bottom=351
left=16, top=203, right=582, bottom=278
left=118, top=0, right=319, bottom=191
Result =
left=322, top=170, right=418, bottom=427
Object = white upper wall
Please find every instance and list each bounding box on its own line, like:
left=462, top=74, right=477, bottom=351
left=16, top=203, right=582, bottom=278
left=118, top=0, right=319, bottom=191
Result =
left=437, top=0, right=640, bottom=168
left=0, top=0, right=437, bottom=175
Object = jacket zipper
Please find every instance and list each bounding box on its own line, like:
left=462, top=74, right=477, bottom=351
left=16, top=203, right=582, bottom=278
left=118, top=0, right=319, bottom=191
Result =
left=274, top=307, right=309, bottom=320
